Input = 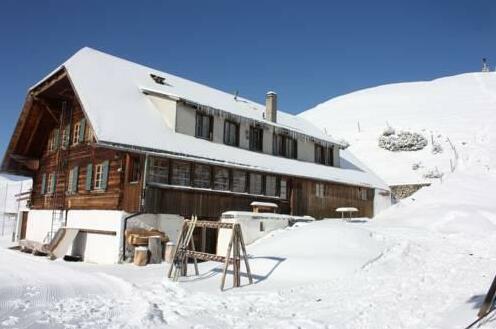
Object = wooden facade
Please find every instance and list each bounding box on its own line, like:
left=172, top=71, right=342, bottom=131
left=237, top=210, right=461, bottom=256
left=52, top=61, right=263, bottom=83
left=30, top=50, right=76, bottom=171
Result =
left=2, top=69, right=376, bottom=221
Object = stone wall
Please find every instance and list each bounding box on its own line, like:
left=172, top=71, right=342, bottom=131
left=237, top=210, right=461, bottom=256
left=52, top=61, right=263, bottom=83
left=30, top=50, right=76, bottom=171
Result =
left=390, top=184, right=430, bottom=200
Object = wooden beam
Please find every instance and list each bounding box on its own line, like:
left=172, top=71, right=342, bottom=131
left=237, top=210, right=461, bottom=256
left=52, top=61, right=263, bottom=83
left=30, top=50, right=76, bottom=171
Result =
left=37, top=99, right=60, bottom=124
left=23, top=104, right=44, bottom=154
left=9, top=154, right=39, bottom=171
left=31, top=70, right=67, bottom=97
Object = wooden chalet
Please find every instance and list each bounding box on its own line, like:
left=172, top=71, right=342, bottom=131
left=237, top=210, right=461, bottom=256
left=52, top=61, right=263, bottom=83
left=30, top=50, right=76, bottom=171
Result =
left=1, top=48, right=390, bottom=263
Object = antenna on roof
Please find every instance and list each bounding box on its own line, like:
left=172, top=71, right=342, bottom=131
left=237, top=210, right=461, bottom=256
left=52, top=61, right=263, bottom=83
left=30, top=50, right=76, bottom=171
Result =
left=234, top=90, right=239, bottom=101
left=482, top=58, right=490, bottom=72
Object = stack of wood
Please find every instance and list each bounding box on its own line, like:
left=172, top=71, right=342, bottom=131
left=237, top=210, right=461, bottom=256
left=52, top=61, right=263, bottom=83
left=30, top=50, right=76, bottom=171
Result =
left=125, top=228, right=169, bottom=266
left=125, top=228, right=169, bottom=246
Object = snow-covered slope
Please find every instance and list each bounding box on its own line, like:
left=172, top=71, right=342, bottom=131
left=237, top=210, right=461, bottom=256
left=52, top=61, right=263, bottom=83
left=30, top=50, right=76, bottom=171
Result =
left=300, top=72, right=496, bottom=185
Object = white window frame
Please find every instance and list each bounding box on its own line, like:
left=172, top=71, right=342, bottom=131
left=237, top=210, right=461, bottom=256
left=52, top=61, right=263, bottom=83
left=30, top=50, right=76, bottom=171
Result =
left=72, top=122, right=81, bottom=145
left=67, top=168, right=74, bottom=193
left=47, top=173, right=55, bottom=194
left=47, top=129, right=56, bottom=152
left=315, top=183, right=325, bottom=198
left=280, top=178, right=287, bottom=199
left=359, top=188, right=367, bottom=201
left=94, top=163, right=104, bottom=190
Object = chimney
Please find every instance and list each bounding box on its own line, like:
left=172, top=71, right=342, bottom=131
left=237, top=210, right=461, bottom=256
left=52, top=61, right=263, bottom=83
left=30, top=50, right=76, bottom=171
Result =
left=265, top=91, right=277, bottom=123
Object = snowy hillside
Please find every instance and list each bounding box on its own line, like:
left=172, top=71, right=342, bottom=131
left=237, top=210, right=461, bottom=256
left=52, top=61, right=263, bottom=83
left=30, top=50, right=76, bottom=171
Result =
left=300, top=72, right=496, bottom=185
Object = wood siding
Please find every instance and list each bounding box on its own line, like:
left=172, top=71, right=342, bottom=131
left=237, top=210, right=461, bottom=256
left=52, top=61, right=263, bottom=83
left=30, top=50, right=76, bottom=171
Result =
left=290, top=179, right=374, bottom=218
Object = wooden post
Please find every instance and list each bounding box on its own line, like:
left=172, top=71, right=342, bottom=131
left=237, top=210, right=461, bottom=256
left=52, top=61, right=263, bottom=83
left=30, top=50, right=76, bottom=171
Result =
left=236, top=224, right=253, bottom=284
left=148, top=236, right=162, bottom=264
left=220, top=229, right=236, bottom=291
left=134, top=247, right=148, bottom=266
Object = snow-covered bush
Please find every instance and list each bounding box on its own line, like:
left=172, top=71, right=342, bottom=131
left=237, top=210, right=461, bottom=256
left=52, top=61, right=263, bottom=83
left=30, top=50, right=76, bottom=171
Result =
left=382, top=126, right=396, bottom=137
left=378, top=131, right=428, bottom=152
left=423, top=168, right=444, bottom=179
left=431, top=142, right=443, bottom=154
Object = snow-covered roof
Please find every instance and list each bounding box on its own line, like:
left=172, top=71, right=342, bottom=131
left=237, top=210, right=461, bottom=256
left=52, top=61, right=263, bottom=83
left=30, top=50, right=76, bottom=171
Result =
left=37, top=47, right=389, bottom=190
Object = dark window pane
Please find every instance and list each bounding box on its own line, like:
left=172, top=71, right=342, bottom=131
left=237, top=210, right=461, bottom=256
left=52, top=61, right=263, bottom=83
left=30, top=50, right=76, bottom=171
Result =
left=193, top=164, right=211, bottom=188
left=249, top=173, right=263, bottom=195
left=195, top=113, right=212, bottom=139
left=265, top=175, right=277, bottom=196
left=232, top=170, right=246, bottom=193
left=224, top=121, right=238, bottom=146
left=213, top=167, right=230, bottom=190
left=315, top=145, right=325, bottom=164
left=249, top=127, right=263, bottom=151
left=280, top=178, right=287, bottom=199
left=171, top=161, right=190, bottom=186
left=148, top=157, right=169, bottom=184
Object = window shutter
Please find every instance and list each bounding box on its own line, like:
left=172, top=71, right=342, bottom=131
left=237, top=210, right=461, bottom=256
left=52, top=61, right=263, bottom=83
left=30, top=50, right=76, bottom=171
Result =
left=50, top=172, right=57, bottom=194
left=78, top=119, right=86, bottom=143
left=63, top=124, right=70, bottom=148
left=86, top=163, right=93, bottom=191
left=41, top=173, right=46, bottom=195
left=101, top=160, right=109, bottom=190
left=72, top=166, right=79, bottom=193
left=53, top=128, right=60, bottom=150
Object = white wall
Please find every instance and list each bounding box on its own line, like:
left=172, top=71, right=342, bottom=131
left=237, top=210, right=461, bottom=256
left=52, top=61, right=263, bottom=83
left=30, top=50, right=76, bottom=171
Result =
left=239, top=122, right=251, bottom=149
left=212, top=115, right=224, bottom=144
left=297, top=139, right=315, bottom=162
left=333, top=147, right=341, bottom=168
left=216, top=214, right=288, bottom=256
left=66, top=210, right=124, bottom=264
left=175, top=103, right=196, bottom=135
left=25, top=209, right=59, bottom=243
left=373, top=189, right=392, bottom=217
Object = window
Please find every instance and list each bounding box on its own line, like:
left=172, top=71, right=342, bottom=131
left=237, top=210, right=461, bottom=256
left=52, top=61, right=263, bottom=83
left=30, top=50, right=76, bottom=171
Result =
left=47, top=173, right=56, bottom=194
left=223, top=120, right=239, bottom=146
left=285, top=137, right=297, bottom=159
left=72, top=122, right=81, bottom=145
left=209, top=167, right=227, bottom=190
left=265, top=176, right=277, bottom=197
left=47, top=129, right=58, bottom=153
left=326, top=147, right=334, bottom=166
left=148, top=158, right=169, bottom=184
left=61, top=125, right=70, bottom=149
left=315, top=145, right=325, bottom=164
left=280, top=178, right=287, bottom=199
left=249, top=126, right=263, bottom=152
left=94, top=163, right=104, bottom=190
left=171, top=161, right=191, bottom=186
left=273, top=134, right=297, bottom=159
left=315, top=183, right=325, bottom=198
left=67, top=166, right=79, bottom=194
left=359, top=188, right=368, bottom=201
left=249, top=173, right=263, bottom=195
left=232, top=170, right=247, bottom=193
left=193, top=164, right=211, bottom=188
left=128, top=156, right=141, bottom=183
left=195, top=112, right=213, bottom=140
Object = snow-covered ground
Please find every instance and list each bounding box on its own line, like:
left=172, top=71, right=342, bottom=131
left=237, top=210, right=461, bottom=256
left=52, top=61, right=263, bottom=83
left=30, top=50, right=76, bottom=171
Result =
left=1, top=169, right=496, bottom=329
left=300, top=72, right=496, bottom=185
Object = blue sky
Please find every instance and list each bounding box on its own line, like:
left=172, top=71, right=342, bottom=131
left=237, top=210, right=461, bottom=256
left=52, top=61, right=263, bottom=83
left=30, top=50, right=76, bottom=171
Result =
left=1, top=0, right=495, bottom=158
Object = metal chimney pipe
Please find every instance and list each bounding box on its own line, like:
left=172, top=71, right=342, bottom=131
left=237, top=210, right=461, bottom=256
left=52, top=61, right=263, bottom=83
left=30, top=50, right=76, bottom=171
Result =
left=265, top=91, right=277, bottom=123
